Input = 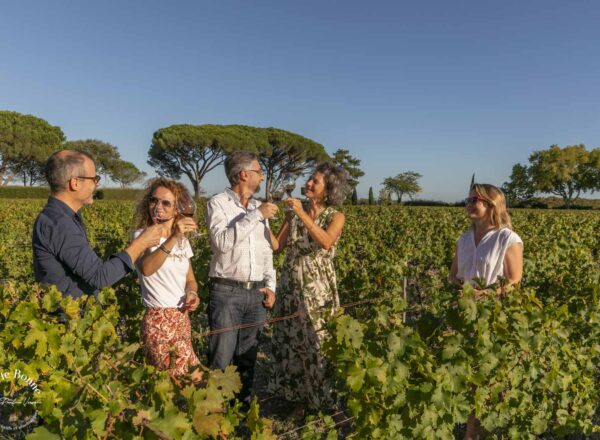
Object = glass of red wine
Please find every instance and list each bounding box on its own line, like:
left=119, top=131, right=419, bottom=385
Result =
left=282, top=174, right=296, bottom=212
left=151, top=197, right=172, bottom=224
left=176, top=193, right=202, bottom=241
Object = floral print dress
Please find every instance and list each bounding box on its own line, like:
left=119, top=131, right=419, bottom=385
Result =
left=269, top=207, right=340, bottom=409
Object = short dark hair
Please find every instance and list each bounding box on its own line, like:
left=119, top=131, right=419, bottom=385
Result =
left=45, top=150, right=95, bottom=193
left=224, top=151, right=258, bottom=185
left=315, top=162, right=349, bottom=206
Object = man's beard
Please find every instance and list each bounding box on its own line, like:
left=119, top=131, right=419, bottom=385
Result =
left=253, top=184, right=261, bottom=195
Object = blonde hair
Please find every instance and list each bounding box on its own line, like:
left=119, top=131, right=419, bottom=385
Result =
left=133, top=177, right=189, bottom=231
left=471, top=183, right=513, bottom=230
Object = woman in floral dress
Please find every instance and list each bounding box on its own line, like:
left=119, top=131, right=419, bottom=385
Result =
left=268, top=162, right=349, bottom=410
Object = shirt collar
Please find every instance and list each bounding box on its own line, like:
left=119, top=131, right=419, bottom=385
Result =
left=225, top=188, right=259, bottom=209
left=47, top=196, right=83, bottom=221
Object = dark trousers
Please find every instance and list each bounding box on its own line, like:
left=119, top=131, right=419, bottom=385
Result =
left=208, top=281, right=266, bottom=404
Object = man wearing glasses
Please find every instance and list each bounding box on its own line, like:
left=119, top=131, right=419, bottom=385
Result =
left=32, top=150, right=162, bottom=298
left=206, top=150, right=279, bottom=408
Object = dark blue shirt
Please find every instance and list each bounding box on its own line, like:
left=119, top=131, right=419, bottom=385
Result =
left=32, top=196, right=134, bottom=298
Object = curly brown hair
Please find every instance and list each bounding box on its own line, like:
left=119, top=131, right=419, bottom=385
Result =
left=314, top=162, right=350, bottom=206
left=133, top=177, right=190, bottom=230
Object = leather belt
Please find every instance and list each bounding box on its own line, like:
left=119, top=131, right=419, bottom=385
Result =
left=210, top=277, right=265, bottom=290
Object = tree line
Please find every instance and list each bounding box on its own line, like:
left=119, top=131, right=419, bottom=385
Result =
left=0, top=111, right=147, bottom=188
left=148, top=126, right=369, bottom=200
left=376, top=144, right=600, bottom=208
left=2, top=110, right=599, bottom=206
left=502, top=144, right=600, bottom=208
left=0, top=111, right=366, bottom=200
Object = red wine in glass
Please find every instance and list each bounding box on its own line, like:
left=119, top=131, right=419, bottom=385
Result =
left=282, top=174, right=296, bottom=211
left=176, top=195, right=201, bottom=241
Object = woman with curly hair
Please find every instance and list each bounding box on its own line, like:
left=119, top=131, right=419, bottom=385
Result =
left=268, top=162, right=349, bottom=410
left=133, top=177, right=201, bottom=379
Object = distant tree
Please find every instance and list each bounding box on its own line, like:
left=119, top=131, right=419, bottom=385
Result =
left=351, top=188, right=358, bottom=205
left=587, top=147, right=600, bottom=190
left=382, top=171, right=422, bottom=204
left=148, top=124, right=256, bottom=198
left=502, top=163, right=535, bottom=206
left=528, top=144, right=600, bottom=208
left=333, top=148, right=364, bottom=194
left=258, top=127, right=329, bottom=200
left=0, top=111, right=65, bottom=186
left=9, top=158, right=45, bottom=187
left=368, top=187, right=375, bottom=205
left=63, top=139, right=121, bottom=181
left=378, top=188, right=392, bottom=205
left=111, top=161, right=147, bottom=188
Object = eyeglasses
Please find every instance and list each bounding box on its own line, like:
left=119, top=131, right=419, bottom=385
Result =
left=149, top=197, right=174, bottom=209
left=77, top=175, right=101, bottom=184
left=246, top=169, right=263, bottom=177
left=465, top=196, right=486, bottom=206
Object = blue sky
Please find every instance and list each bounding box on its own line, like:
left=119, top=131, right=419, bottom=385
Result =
left=1, top=0, right=599, bottom=201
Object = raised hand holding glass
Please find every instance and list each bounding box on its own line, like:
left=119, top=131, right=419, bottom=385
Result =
left=176, top=193, right=202, bottom=241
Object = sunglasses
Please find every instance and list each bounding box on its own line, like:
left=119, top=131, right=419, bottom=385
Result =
left=149, top=197, right=174, bottom=209
left=465, top=196, right=486, bottom=206
left=77, top=175, right=101, bottom=184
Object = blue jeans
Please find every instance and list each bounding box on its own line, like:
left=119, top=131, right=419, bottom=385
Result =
left=208, top=281, right=267, bottom=404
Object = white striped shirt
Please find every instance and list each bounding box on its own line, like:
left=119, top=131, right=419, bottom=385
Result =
left=206, top=188, right=276, bottom=291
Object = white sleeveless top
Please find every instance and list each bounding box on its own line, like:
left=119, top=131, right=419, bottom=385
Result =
left=133, top=229, right=194, bottom=308
left=456, top=227, right=523, bottom=287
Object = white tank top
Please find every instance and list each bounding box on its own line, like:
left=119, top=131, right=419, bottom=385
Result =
left=133, top=229, right=194, bottom=308
left=456, top=227, right=523, bottom=287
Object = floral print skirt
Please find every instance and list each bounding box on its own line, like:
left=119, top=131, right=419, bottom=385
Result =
left=141, top=307, right=199, bottom=377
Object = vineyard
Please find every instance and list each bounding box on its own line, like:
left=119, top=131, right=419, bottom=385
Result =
left=0, top=200, right=599, bottom=439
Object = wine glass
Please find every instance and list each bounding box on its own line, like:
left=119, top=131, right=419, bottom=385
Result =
left=176, top=193, right=201, bottom=242
left=270, top=190, right=284, bottom=203
left=282, top=174, right=297, bottom=212
left=152, top=203, right=164, bottom=224
left=152, top=198, right=171, bottom=225
left=300, top=186, right=309, bottom=209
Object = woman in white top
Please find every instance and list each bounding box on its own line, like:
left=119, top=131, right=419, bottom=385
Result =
left=133, top=178, right=201, bottom=378
left=448, top=183, right=523, bottom=439
left=449, top=183, right=523, bottom=296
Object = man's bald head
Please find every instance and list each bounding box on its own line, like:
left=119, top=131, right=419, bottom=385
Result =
left=45, top=149, right=95, bottom=193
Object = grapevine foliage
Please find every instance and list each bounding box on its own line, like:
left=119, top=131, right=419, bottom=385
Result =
left=0, top=283, right=275, bottom=439
left=0, top=201, right=598, bottom=438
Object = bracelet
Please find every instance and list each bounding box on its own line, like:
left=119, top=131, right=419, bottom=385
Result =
left=185, top=290, right=198, bottom=296
left=158, top=244, right=171, bottom=255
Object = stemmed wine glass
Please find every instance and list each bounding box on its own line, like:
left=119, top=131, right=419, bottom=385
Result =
left=176, top=193, right=202, bottom=242
left=282, top=174, right=297, bottom=212
left=152, top=203, right=168, bottom=224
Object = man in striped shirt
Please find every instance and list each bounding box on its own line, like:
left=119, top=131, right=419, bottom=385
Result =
left=206, top=151, right=278, bottom=407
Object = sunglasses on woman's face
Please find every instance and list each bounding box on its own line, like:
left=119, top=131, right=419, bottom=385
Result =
left=465, top=196, right=486, bottom=206
left=149, top=197, right=173, bottom=209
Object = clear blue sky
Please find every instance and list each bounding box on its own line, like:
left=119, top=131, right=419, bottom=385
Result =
left=2, top=0, right=599, bottom=201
